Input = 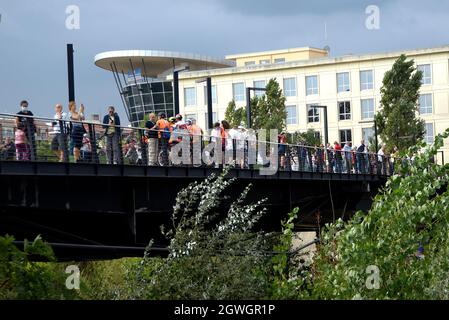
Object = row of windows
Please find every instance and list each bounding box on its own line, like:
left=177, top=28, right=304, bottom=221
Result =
left=184, top=63, right=433, bottom=106
left=299, top=123, right=434, bottom=148
left=244, top=58, right=285, bottom=66
left=285, top=93, right=434, bottom=126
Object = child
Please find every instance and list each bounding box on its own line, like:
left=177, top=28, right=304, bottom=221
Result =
left=15, top=124, right=30, bottom=161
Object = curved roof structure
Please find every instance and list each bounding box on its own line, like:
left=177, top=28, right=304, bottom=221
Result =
left=94, top=50, right=235, bottom=78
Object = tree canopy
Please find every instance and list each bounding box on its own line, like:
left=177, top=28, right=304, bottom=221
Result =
left=375, top=54, right=425, bottom=152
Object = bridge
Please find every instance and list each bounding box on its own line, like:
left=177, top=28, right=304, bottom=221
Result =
left=0, top=113, right=390, bottom=260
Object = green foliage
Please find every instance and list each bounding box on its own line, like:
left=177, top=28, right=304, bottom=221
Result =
left=251, top=79, right=287, bottom=131
left=270, top=207, right=309, bottom=299
left=306, top=128, right=449, bottom=299
left=136, top=167, right=276, bottom=299
left=36, top=140, right=57, bottom=162
left=291, top=129, right=322, bottom=146
left=0, top=235, right=78, bottom=300
left=225, top=79, right=287, bottom=131
left=375, top=54, right=425, bottom=152
left=224, top=100, right=246, bottom=127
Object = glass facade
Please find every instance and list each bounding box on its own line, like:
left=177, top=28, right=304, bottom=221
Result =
left=123, top=81, right=174, bottom=127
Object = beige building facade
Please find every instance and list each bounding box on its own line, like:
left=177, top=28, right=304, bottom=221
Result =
left=177, top=46, right=449, bottom=163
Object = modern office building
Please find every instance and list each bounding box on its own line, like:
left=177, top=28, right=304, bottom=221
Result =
left=94, top=50, right=234, bottom=127
left=95, top=45, right=449, bottom=162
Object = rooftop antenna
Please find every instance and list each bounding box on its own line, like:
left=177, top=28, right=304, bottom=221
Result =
left=324, top=21, right=328, bottom=41
left=323, top=21, right=330, bottom=56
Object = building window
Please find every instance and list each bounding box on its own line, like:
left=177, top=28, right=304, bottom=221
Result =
left=283, top=77, right=297, bottom=97
left=418, top=64, right=432, bottom=85
left=307, top=104, right=320, bottom=123
left=360, top=70, right=374, bottom=90
left=253, top=80, right=266, bottom=98
left=184, top=87, right=196, bottom=106
left=286, top=105, right=297, bottom=125
left=205, top=112, right=218, bottom=128
left=425, top=123, right=434, bottom=144
left=361, top=98, right=375, bottom=119
left=419, top=94, right=433, bottom=114
left=203, top=85, right=217, bottom=105
left=362, top=127, right=375, bottom=146
left=339, top=129, right=352, bottom=147
left=338, top=101, right=351, bottom=120
left=233, top=82, right=245, bottom=101
left=337, top=72, right=350, bottom=93
left=306, top=75, right=318, bottom=95
left=245, top=61, right=256, bottom=66
left=260, top=59, right=270, bottom=64
left=274, top=58, right=285, bottom=63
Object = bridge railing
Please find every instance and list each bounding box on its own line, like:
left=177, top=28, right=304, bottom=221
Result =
left=0, top=112, right=400, bottom=176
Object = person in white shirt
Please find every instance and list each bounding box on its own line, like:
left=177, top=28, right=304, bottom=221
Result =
left=50, top=103, right=68, bottom=162
left=377, top=144, right=387, bottom=175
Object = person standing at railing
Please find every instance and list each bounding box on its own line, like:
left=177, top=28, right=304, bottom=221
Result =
left=15, top=100, right=36, bottom=161
left=50, top=103, right=68, bottom=162
left=188, top=118, right=203, bottom=166
left=145, top=112, right=158, bottom=166
left=391, top=146, right=399, bottom=175
left=15, top=123, right=30, bottom=161
left=277, top=131, right=287, bottom=170
left=343, top=142, right=353, bottom=173
left=102, top=106, right=121, bottom=165
left=355, top=140, right=367, bottom=174
left=0, top=137, right=16, bottom=161
left=315, top=144, right=325, bottom=173
left=69, top=101, right=86, bottom=162
left=325, top=143, right=334, bottom=173
left=334, top=141, right=343, bottom=173
left=221, top=120, right=232, bottom=166
left=377, top=144, right=387, bottom=175
left=153, top=112, right=170, bottom=166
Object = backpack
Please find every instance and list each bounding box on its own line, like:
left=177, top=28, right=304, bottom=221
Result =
left=162, top=126, right=171, bottom=140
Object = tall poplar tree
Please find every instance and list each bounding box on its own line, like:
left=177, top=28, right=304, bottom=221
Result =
left=375, top=54, right=425, bottom=151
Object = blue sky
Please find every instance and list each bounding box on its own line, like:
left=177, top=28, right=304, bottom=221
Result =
left=0, top=0, right=448, bottom=123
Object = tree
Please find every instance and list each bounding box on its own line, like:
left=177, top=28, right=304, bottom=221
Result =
left=224, top=100, right=246, bottom=127
left=291, top=129, right=322, bottom=146
left=305, top=128, right=449, bottom=299
left=135, top=168, right=276, bottom=299
left=0, top=235, right=79, bottom=300
left=375, top=54, right=425, bottom=151
left=251, top=78, right=287, bottom=132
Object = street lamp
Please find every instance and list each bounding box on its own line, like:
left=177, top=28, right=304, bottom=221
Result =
left=312, top=105, right=328, bottom=146
left=173, top=66, right=190, bottom=115
left=246, top=87, right=267, bottom=128
left=196, top=77, right=213, bottom=129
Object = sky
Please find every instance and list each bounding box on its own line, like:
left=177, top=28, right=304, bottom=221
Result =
left=1, top=0, right=449, bottom=124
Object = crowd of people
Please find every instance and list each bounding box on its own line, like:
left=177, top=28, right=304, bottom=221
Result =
left=0, top=100, right=399, bottom=175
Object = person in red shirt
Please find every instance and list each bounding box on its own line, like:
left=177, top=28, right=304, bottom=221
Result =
left=333, top=141, right=343, bottom=173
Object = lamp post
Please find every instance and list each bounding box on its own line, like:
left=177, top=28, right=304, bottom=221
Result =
left=173, top=66, right=190, bottom=115
left=312, top=105, right=328, bottom=145
left=67, top=44, right=75, bottom=103
left=246, top=87, right=267, bottom=128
